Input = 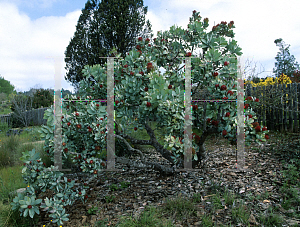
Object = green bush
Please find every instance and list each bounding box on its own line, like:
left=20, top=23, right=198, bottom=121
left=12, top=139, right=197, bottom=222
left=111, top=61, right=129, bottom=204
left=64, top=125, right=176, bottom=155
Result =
left=31, top=88, right=54, bottom=109
left=9, top=113, right=25, bottom=129
left=0, top=120, right=10, bottom=133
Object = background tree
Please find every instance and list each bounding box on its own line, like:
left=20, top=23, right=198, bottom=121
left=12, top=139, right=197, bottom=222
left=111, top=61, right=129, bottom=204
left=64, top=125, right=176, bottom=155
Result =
left=0, top=93, right=7, bottom=102
left=0, top=75, right=16, bottom=98
left=31, top=88, right=54, bottom=109
left=61, top=88, right=74, bottom=99
left=64, top=0, right=153, bottom=93
left=273, top=38, right=300, bottom=79
left=9, top=93, right=35, bottom=128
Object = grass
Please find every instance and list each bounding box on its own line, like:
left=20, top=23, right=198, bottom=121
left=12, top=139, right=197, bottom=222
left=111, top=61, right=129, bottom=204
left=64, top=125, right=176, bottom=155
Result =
left=0, top=111, right=299, bottom=226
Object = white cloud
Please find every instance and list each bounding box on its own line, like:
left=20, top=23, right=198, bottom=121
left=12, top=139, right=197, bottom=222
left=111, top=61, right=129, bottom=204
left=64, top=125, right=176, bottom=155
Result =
left=145, top=0, right=300, bottom=80
left=1, top=0, right=300, bottom=94
left=0, top=2, right=81, bottom=93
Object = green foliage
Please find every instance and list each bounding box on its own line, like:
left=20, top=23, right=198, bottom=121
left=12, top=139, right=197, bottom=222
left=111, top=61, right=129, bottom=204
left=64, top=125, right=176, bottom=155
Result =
left=86, top=205, right=98, bottom=215
left=0, top=92, right=8, bottom=102
left=0, top=75, right=16, bottom=96
left=31, top=88, right=54, bottom=109
left=64, top=0, right=153, bottom=91
left=104, top=195, right=116, bottom=203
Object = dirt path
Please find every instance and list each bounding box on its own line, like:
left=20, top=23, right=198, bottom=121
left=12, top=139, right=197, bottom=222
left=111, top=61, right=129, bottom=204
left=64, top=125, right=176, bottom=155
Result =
left=22, top=140, right=45, bottom=146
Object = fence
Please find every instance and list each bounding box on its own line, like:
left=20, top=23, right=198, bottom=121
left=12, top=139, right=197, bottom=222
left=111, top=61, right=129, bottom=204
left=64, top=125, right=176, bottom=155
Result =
left=245, top=83, right=300, bottom=133
left=0, top=107, right=48, bottom=127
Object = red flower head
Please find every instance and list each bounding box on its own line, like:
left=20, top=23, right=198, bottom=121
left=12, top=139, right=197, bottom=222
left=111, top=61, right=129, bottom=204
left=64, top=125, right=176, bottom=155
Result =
left=244, top=104, right=250, bottom=109
left=225, top=112, right=230, bottom=117
left=146, top=102, right=151, bottom=107
left=222, top=130, right=227, bottom=136
left=207, top=118, right=211, bottom=123
left=193, top=10, right=197, bottom=14
left=212, top=120, right=219, bottom=126
left=222, top=97, right=228, bottom=100
left=262, top=126, right=267, bottom=131
left=136, top=45, right=141, bottom=50
left=255, top=125, right=261, bottom=132
left=224, top=61, right=229, bottom=66
left=245, top=96, right=253, bottom=101
left=192, top=133, right=201, bottom=143
left=248, top=114, right=253, bottom=118
left=213, top=72, right=218, bottom=77
left=130, top=71, right=134, bottom=75
left=148, top=44, right=151, bottom=47
left=168, top=85, right=172, bottom=89
left=215, top=84, right=219, bottom=88
left=221, top=85, right=227, bottom=91
left=252, top=122, right=260, bottom=128
left=139, top=71, right=144, bottom=75
left=145, top=38, right=150, bottom=43
left=138, top=37, right=143, bottom=41
left=193, top=105, right=198, bottom=110
left=265, top=134, right=269, bottom=139
left=227, top=90, right=233, bottom=96
left=124, top=64, right=128, bottom=68
left=186, top=52, right=192, bottom=57
left=144, top=87, right=148, bottom=92
left=255, top=98, right=259, bottom=102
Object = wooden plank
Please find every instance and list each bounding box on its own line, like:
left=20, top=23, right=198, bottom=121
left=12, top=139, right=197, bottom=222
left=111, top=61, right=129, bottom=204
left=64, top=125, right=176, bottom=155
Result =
left=270, top=85, right=275, bottom=131
left=298, top=84, right=300, bottom=132
left=283, top=84, right=288, bottom=131
left=278, top=84, right=284, bottom=133
left=292, top=83, right=298, bottom=132
left=274, top=84, right=280, bottom=131
left=288, top=84, right=293, bottom=132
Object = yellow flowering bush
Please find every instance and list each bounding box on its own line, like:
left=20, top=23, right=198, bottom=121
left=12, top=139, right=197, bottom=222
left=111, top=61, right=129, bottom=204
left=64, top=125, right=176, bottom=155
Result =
left=244, top=74, right=292, bottom=114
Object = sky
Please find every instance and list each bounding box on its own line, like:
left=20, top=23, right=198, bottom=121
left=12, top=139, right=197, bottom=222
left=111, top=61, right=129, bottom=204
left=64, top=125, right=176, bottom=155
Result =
left=0, top=0, right=300, bottom=94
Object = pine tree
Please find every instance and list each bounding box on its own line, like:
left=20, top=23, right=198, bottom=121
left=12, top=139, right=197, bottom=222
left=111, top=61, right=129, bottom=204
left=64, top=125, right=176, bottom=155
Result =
left=64, top=0, right=152, bottom=92
left=273, top=38, right=300, bottom=79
